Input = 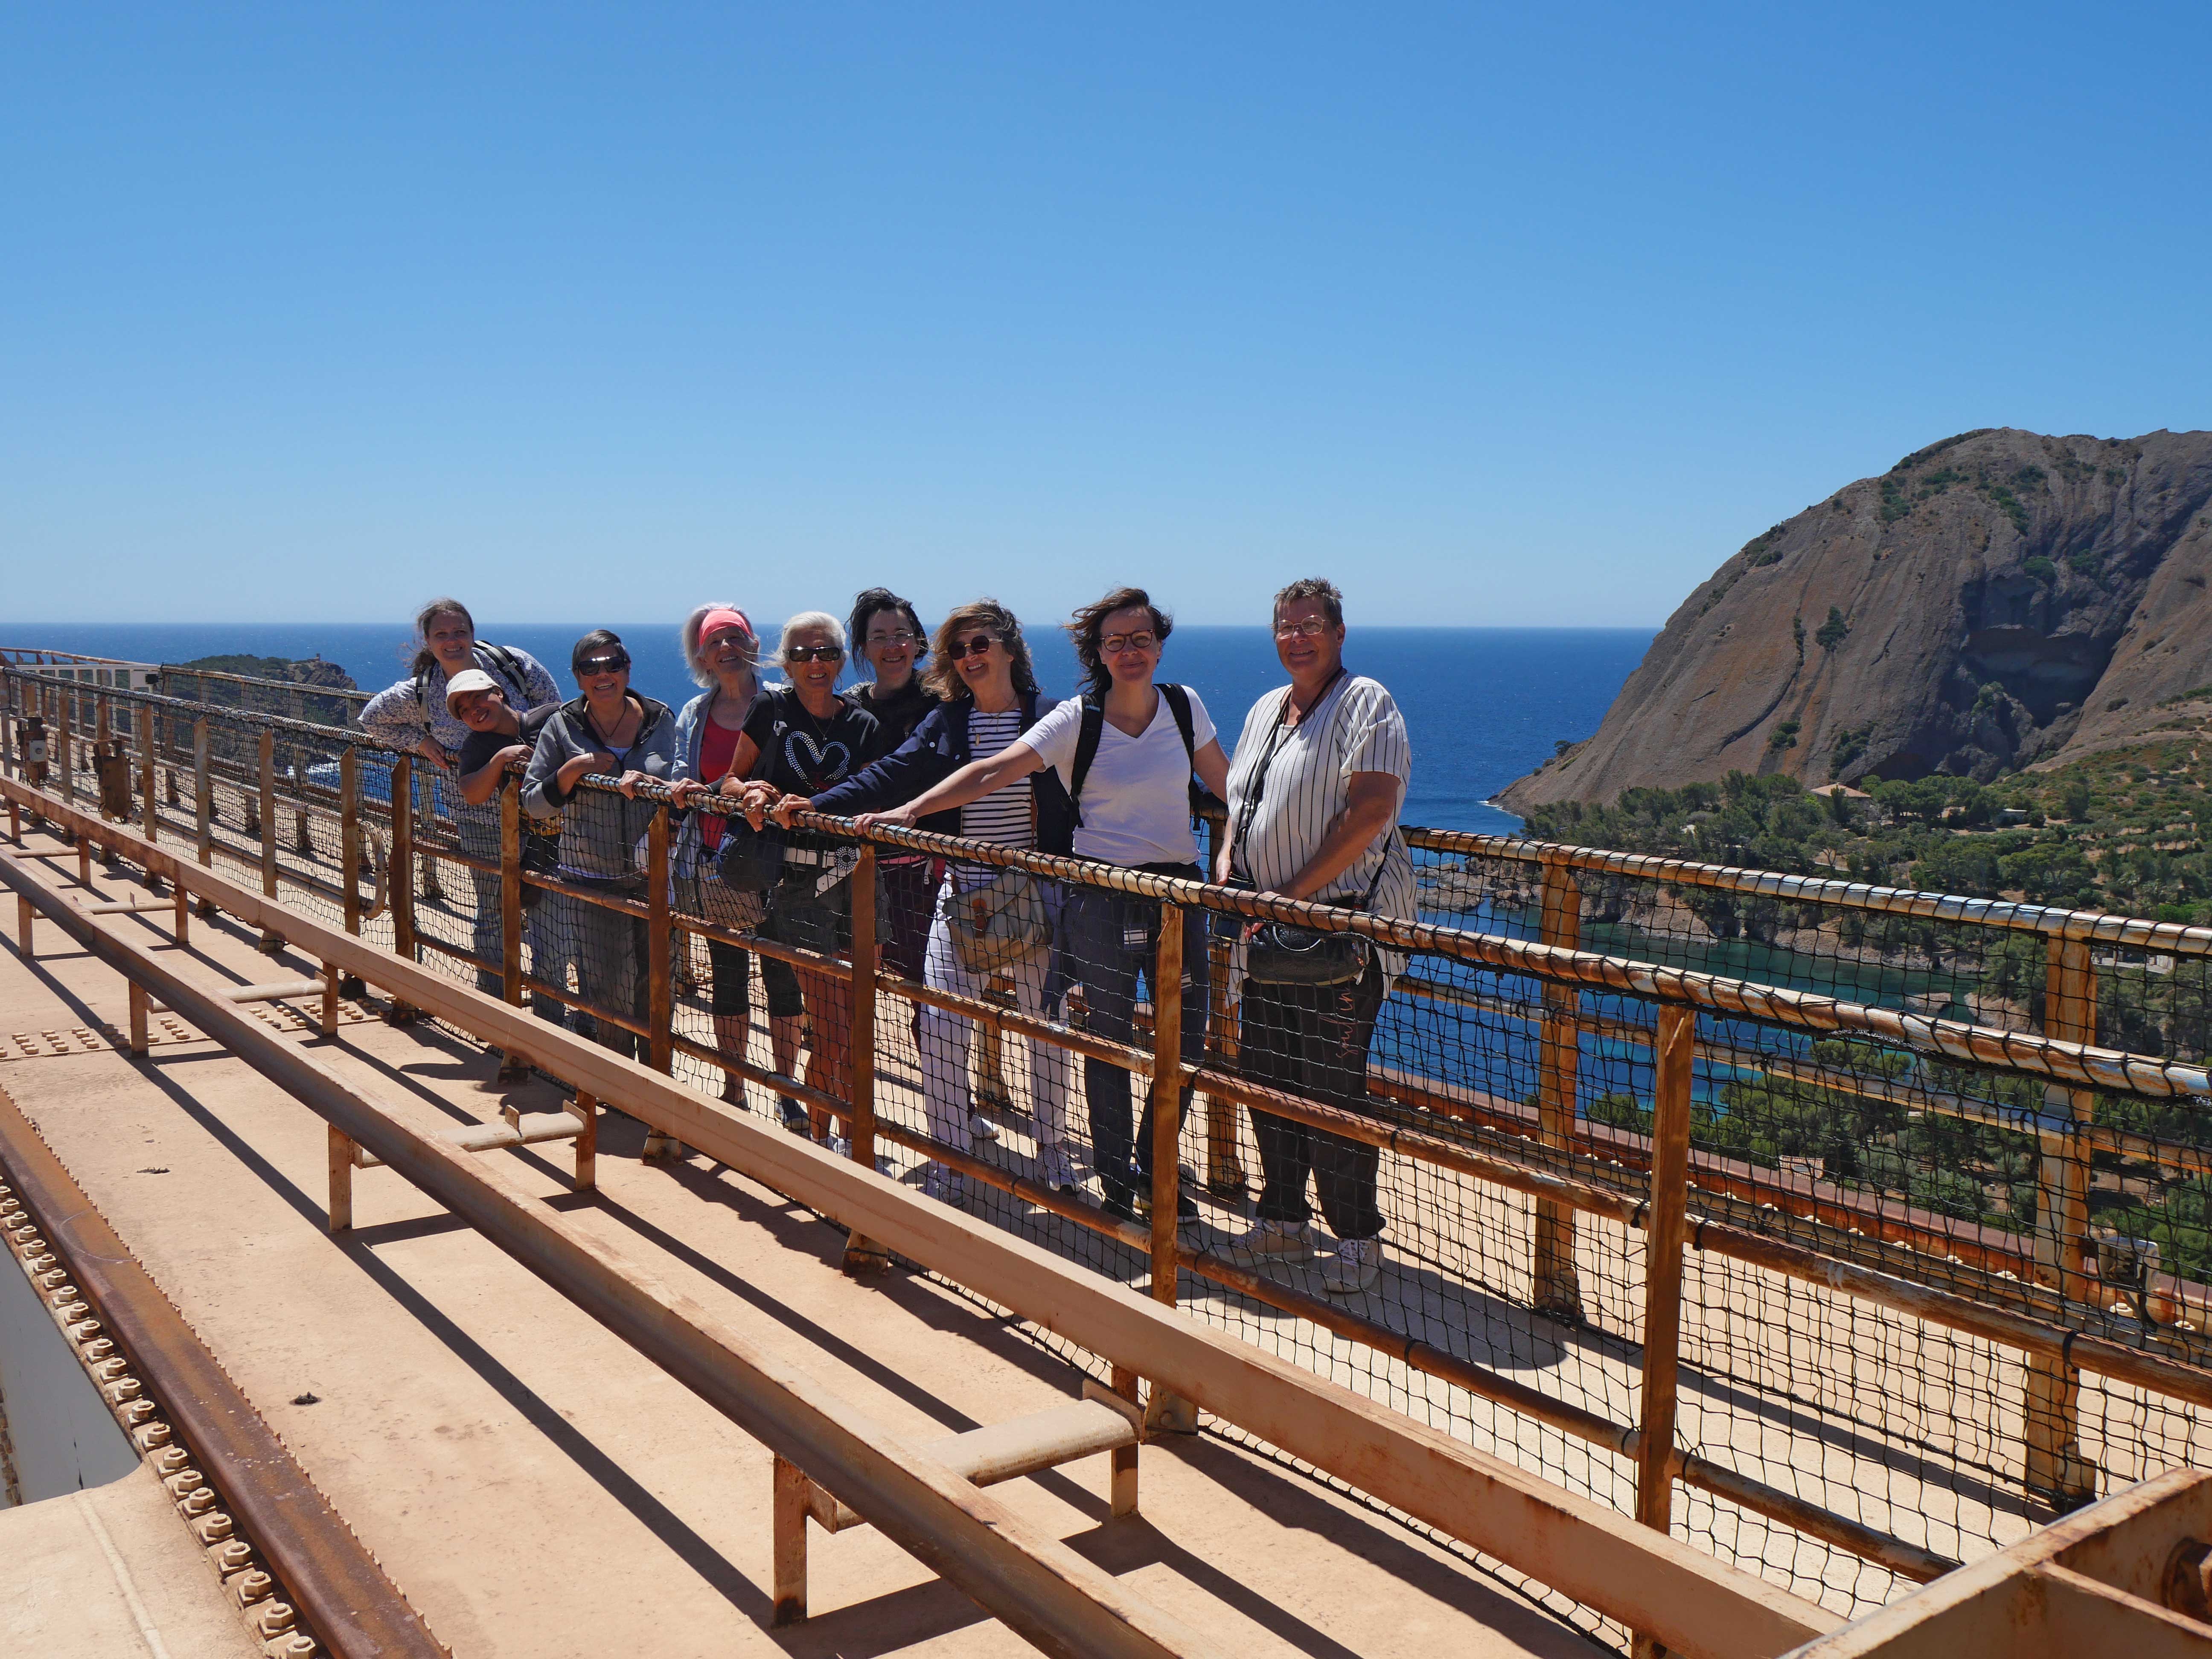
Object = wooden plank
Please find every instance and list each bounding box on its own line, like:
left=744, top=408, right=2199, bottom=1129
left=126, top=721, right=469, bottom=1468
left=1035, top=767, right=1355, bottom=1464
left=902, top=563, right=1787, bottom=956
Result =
left=389, top=754, right=415, bottom=966
left=192, top=719, right=212, bottom=869
left=1147, top=901, right=1195, bottom=1435
left=328, top=1125, right=354, bottom=1234
left=258, top=731, right=276, bottom=899
left=340, top=747, right=361, bottom=935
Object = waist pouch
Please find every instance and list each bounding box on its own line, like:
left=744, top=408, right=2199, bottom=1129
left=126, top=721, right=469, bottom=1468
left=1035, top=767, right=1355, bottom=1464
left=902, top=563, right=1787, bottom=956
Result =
left=713, top=816, right=787, bottom=891
left=950, top=867, right=1054, bottom=976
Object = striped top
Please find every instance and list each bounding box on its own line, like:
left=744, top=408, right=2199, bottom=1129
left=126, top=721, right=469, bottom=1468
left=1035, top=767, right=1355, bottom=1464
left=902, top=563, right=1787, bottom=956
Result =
left=953, top=708, right=1035, bottom=891
left=1223, top=672, right=1416, bottom=984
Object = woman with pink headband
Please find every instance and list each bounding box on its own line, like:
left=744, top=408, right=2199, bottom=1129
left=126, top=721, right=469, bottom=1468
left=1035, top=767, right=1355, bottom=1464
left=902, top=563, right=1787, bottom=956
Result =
left=667, top=603, right=770, bottom=1106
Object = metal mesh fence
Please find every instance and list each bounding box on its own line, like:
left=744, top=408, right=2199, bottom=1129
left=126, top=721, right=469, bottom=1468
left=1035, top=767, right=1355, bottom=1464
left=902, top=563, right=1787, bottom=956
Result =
left=9, top=664, right=2212, bottom=1651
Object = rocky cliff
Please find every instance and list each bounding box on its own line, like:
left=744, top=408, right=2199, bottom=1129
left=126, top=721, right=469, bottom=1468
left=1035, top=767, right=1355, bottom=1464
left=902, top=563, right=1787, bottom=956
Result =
left=1499, top=428, right=2212, bottom=812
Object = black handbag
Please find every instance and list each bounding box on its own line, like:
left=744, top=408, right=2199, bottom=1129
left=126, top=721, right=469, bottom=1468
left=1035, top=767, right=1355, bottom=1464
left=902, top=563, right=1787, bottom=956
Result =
left=712, top=814, right=786, bottom=891
left=1243, top=848, right=1393, bottom=987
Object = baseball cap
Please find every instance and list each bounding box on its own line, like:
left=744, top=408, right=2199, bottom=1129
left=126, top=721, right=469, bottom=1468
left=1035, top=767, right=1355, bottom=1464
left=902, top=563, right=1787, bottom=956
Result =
left=444, top=667, right=501, bottom=710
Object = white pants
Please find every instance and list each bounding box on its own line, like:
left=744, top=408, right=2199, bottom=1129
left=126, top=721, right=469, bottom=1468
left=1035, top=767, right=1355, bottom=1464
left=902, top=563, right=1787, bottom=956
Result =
left=920, top=884, right=1072, bottom=1155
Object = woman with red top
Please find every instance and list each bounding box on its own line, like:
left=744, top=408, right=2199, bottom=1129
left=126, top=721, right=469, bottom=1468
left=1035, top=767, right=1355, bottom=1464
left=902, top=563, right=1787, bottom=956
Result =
left=666, top=604, right=772, bottom=1103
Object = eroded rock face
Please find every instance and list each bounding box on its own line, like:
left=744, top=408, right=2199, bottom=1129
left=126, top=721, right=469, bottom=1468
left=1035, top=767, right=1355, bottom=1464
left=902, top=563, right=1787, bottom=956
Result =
left=1498, top=428, right=2212, bottom=812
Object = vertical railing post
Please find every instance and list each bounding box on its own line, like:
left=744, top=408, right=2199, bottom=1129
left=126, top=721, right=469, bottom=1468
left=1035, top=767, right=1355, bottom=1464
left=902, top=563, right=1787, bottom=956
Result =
left=256, top=730, right=280, bottom=953
left=1535, top=852, right=1586, bottom=1320
left=646, top=805, right=672, bottom=1075
left=2026, top=930, right=2098, bottom=1511
left=1201, top=928, right=1246, bottom=1197
left=842, top=843, right=889, bottom=1275
left=389, top=755, right=417, bottom=1000
left=57, top=681, right=73, bottom=816
left=339, top=747, right=362, bottom=936
left=1634, top=1004, right=1695, bottom=1548
left=138, top=698, right=158, bottom=850
left=500, top=777, right=524, bottom=1010
left=192, top=720, right=212, bottom=869
left=1144, top=901, right=1196, bottom=1435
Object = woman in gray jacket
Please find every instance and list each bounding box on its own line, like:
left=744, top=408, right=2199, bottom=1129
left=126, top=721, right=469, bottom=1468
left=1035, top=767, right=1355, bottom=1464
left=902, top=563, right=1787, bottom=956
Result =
left=522, top=630, right=679, bottom=1062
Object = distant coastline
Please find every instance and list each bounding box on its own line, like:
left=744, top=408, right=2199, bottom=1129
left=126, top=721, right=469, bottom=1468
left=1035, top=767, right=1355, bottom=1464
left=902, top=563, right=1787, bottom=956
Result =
left=3, top=622, right=1653, bottom=837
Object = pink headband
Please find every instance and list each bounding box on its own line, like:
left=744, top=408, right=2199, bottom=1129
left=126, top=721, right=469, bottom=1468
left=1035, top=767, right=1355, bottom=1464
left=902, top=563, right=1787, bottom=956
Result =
left=697, top=608, right=754, bottom=647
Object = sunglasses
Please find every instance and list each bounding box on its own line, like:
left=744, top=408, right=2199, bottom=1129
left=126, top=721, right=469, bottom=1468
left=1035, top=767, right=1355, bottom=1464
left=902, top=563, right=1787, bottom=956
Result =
left=785, top=645, right=845, bottom=664
left=577, top=654, right=630, bottom=674
left=948, top=635, right=1000, bottom=660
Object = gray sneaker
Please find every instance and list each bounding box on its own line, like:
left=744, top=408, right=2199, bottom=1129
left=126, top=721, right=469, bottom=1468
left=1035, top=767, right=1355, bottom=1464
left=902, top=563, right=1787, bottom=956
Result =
left=1035, top=1140, right=1078, bottom=1194
left=969, top=1109, right=1001, bottom=1142
left=1321, top=1236, right=1382, bottom=1295
left=1221, top=1220, right=1315, bottom=1265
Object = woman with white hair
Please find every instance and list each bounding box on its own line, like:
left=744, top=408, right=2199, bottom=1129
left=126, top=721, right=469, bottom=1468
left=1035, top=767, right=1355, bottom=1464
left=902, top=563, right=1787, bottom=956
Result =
left=711, top=612, right=879, bottom=1146
left=665, top=604, right=765, bottom=1103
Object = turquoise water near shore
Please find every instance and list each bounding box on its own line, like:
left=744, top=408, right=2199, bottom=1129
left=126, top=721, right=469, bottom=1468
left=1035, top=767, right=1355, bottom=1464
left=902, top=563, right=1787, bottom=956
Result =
left=2, top=623, right=1652, bottom=835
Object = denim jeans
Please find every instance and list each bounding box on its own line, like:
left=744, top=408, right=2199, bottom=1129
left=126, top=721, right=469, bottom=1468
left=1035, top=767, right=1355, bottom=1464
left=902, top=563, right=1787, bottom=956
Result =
left=1059, top=883, right=1209, bottom=1205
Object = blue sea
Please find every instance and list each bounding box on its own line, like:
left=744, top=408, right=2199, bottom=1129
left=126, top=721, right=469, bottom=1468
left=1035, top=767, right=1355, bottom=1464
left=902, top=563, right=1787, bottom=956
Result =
left=0, top=623, right=1651, bottom=835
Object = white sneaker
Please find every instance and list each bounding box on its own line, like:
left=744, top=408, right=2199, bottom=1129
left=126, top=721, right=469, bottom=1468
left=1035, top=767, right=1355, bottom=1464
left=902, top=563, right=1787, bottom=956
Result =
left=1035, top=1141, right=1077, bottom=1194
left=1321, top=1236, right=1382, bottom=1295
left=828, top=1135, right=852, bottom=1160
left=1221, top=1220, right=1315, bottom=1265
left=969, top=1110, right=1001, bottom=1142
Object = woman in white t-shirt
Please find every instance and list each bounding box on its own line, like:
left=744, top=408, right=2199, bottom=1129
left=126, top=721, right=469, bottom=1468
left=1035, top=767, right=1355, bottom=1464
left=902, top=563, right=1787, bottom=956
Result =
left=868, top=586, right=1231, bottom=1221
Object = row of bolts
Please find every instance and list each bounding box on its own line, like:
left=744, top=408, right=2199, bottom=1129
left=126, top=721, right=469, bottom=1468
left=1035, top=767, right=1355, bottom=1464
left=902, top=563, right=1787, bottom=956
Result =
left=1, top=1181, right=319, bottom=1659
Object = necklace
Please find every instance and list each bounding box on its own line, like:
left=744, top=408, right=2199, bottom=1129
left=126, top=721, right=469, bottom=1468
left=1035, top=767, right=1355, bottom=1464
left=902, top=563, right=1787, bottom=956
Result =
left=585, top=696, right=634, bottom=752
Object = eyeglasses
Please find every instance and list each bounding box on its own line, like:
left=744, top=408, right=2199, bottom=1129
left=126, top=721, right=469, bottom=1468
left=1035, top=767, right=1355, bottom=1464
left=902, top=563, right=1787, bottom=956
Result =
left=1273, top=618, right=1332, bottom=640
left=866, top=631, right=925, bottom=648
left=784, top=645, right=845, bottom=664
left=578, top=654, right=630, bottom=674
left=1101, top=631, right=1157, bottom=655
left=948, top=635, right=1000, bottom=659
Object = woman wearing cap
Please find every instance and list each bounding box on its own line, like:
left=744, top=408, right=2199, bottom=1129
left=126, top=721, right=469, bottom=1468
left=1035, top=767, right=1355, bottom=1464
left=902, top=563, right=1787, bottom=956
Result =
left=712, top=614, right=878, bottom=1147
left=448, top=670, right=570, bottom=1053
left=782, top=600, right=1077, bottom=1205
left=521, top=631, right=680, bottom=1064
left=666, top=605, right=766, bottom=1103
left=360, top=599, right=559, bottom=998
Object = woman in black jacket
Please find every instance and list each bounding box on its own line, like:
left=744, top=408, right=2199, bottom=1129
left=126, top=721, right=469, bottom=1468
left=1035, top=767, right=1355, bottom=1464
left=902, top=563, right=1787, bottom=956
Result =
left=777, top=599, right=1076, bottom=1205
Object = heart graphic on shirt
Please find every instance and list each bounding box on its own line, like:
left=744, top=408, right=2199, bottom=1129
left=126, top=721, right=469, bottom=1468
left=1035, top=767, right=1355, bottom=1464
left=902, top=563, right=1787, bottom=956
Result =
left=786, top=731, right=850, bottom=784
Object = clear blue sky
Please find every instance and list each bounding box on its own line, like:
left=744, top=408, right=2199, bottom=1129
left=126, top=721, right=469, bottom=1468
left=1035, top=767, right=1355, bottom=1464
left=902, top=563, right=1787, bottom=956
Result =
left=5, top=4, right=2206, bottom=627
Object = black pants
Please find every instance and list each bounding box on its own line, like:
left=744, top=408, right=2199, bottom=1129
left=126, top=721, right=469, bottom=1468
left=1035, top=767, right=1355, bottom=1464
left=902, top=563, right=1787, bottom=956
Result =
left=1240, top=959, right=1387, bottom=1240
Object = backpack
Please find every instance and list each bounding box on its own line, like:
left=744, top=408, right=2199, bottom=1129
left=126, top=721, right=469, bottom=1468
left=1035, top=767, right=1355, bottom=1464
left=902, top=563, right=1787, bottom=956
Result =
left=413, top=642, right=533, bottom=725
left=1067, top=683, right=1198, bottom=828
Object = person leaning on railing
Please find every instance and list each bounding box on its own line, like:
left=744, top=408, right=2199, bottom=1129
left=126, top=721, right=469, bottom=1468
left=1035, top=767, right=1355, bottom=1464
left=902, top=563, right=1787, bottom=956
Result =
left=711, top=614, right=879, bottom=1150
left=777, top=599, right=1076, bottom=1206
left=446, top=668, right=571, bottom=1069
left=665, top=605, right=765, bottom=1105
left=1217, top=577, right=1416, bottom=1297
left=1030, top=586, right=1232, bottom=1223
left=359, top=598, right=559, bottom=998
left=844, top=588, right=940, bottom=996
left=521, top=632, right=679, bottom=1065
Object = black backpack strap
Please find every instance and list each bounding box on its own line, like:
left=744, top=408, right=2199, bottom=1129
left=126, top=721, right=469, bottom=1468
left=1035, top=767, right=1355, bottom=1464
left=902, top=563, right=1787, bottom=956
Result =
left=1067, top=694, right=1106, bottom=827
left=1159, top=683, right=1196, bottom=765
left=412, top=665, right=433, bottom=725
left=477, top=642, right=532, bottom=704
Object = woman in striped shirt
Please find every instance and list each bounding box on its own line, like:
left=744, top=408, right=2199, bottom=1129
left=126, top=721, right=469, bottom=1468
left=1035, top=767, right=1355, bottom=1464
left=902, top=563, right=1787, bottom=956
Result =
left=782, top=600, right=1077, bottom=1205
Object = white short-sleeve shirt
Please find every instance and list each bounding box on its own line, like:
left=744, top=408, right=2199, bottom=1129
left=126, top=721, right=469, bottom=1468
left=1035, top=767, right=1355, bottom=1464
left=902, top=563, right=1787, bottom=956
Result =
left=1023, top=686, right=1215, bottom=867
left=1224, top=672, right=1416, bottom=981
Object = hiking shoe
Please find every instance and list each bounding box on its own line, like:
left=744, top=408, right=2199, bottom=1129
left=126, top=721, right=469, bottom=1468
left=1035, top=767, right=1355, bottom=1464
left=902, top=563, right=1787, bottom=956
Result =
left=969, top=1109, right=1001, bottom=1142
left=779, top=1098, right=809, bottom=1136
left=1321, top=1236, right=1382, bottom=1296
left=828, top=1134, right=852, bottom=1160
left=1035, top=1141, right=1078, bottom=1195
left=1135, top=1188, right=1199, bottom=1225
left=1221, top=1220, right=1316, bottom=1265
